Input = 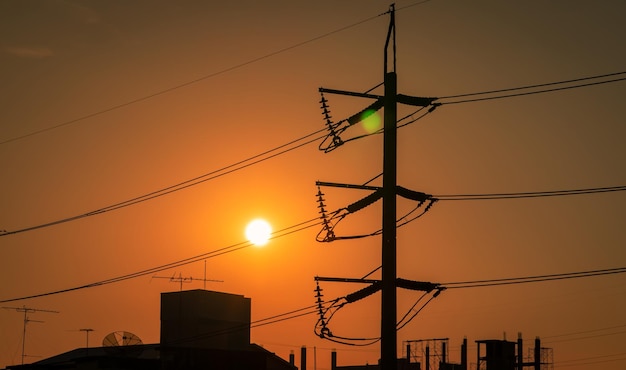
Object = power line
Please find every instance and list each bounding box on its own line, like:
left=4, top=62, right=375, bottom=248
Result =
left=440, top=267, right=626, bottom=289
left=0, top=12, right=386, bottom=146
left=438, top=72, right=626, bottom=105
left=544, top=324, right=626, bottom=340
left=0, top=217, right=321, bottom=303
left=554, top=353, right=626, bottom=368
left=0, top=130, right=325, bottom=237
left=435, top=185, right=626, bottom=201
left=156, top=265, right=626, bottom=347
left=2, top=74, right=624, bottom=237
left=546, top=330, right=626, bottom=344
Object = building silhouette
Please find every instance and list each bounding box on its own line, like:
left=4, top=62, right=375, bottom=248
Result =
left=5, top=289, right=296, bottom=370
left=2, top=289, right=553, bottom=370
left=330, top=335, right=552, bottom=370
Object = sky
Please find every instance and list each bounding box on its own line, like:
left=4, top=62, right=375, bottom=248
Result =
left=1, top=0, right=625, bottom=369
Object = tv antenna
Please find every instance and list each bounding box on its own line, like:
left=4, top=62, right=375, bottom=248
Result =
left=2, top=305, right=59, bottom=365
left=79, top=328, right=94, bottom=348
left=152, top=272, right=223, bottom=291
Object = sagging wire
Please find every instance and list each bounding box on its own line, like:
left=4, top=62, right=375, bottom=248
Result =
left=397, top=103, right=441, bottom=129
left=314, top=279, right=382, bottom=346
left=318, top=95, right=385, bottom=152
left=316, top=185, right=438, bottom=242
left=396, top=197, right=438, bottom=228
left=328, top=101, right=439, bottom=147
left=396, top=288, right=445, bottom=331
left=317, top=90, right=440, bottom=153
left=314, top=278, right=444, bottom=346
left=315, top=187, right=383, bottom=242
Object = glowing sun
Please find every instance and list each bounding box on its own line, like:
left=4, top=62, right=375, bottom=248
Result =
left=245, top=219, right=272, bottom=246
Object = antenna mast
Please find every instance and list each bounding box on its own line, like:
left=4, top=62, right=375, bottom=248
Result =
left=152, top=272, right=223, bottom=291
left=79, top=328, right=94, bottom=348
left=2, top=305, right=59, bottom=365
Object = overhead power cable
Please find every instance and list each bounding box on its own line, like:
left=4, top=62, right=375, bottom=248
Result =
left=441, top=267, right=626, bottom=289
left=544, top=324, right=626, bottom=340
left=3, top=71, right=625, bottom=237
left=0, top=217, right=321, bottom=303
left=0, top=12, right=387, bottom=146
left=179, top=266, right=626, bottom=345
left=167, top=303, right=329, bottom=346
left=554, top=352, right=626, bottom=368
left=0, top=130, right=325, bottom=237
left=435, top=185, right=626, bottom=201
left=438, top=71, right=626, bottom=105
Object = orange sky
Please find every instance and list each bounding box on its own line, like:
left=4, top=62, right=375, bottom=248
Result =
left=1, top=1, right=625, bottom=369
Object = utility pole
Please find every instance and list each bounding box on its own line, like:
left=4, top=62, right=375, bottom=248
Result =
left=315, top=6, right=438, bottom=370
left=2, top=305, right=59, bottom=365
left=381, top=5, right=398, bottom=370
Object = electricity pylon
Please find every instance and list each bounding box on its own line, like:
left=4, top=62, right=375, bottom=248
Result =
left=316, top=5, right=439, bottom=370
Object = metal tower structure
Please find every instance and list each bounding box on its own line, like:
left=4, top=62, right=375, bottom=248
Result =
left=2, top=305, right=59, bottom=365
left=315, top=5, right=440, bottom=369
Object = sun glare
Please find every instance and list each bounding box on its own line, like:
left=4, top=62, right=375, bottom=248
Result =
left=245, top=219, right=272, bottom=246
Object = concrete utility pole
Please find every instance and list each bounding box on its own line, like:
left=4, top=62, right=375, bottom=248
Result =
left=316, top=5, right=437, bottom=370
left=381, top=6, right=398, bottom=369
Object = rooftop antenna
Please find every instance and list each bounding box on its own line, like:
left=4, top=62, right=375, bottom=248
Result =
left=2, top=305, right=59, bottom=365
left=79, top=328, right=94, bottom=348
left=152, top=272, right=223, bottom=291
left=78, top=328, right=94, bottom=357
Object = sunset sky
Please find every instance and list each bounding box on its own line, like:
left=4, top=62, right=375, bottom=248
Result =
left=1, top=1, right=625, bottom=369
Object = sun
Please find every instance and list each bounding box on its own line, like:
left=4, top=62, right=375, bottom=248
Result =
left=245, top=219, right=272, bottom=246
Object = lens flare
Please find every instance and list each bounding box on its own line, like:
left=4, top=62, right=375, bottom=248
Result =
left=361, top=109, right=381, bottom=133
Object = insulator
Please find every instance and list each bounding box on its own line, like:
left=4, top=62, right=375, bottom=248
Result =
left=424, top=198, right=437, bottom=212
left=428, top=102, right=441, bottom=113
left=346, top=99, right=384, bottom=126
left=319, top=93, right=331, bottom=114
left=396, top=278, right=438, bottom=292
left=396, top=185, right=430, bottom=202
left=345, top=282, right=382, bottom=303
left=315, top=281, right=328, bottom=329
left=314, top=285, right=324, bottom=299
left=318, top=91, right=344, bottom=152
left=316, top=186, right=336, bottom=242
left=346, top=189, right=383, bottom=213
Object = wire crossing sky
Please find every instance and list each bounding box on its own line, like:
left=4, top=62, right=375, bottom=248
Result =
left=1, top=73, right=624, bottom=237
left=1, top=2, right=625, bottom=369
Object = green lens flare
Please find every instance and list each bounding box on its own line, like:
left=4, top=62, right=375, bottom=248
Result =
left=361, top=109, right=381, bottom=133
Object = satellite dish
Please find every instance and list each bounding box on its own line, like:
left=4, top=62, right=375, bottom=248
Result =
left=102, top=331, right=143, bottom=346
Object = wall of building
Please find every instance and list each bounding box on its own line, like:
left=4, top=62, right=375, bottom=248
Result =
left=160, top=289, right=251, bottom=350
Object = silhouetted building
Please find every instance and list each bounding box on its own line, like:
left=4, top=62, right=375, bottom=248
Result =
left=331, top=350, right=420, bottom=370
left=6, top=289, right=295, bottom=370
left=160, top=289, right=251, bottom=350
left=332, top=359, right=420, bottom=370
left=476, top=339, right=517, bottom=370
